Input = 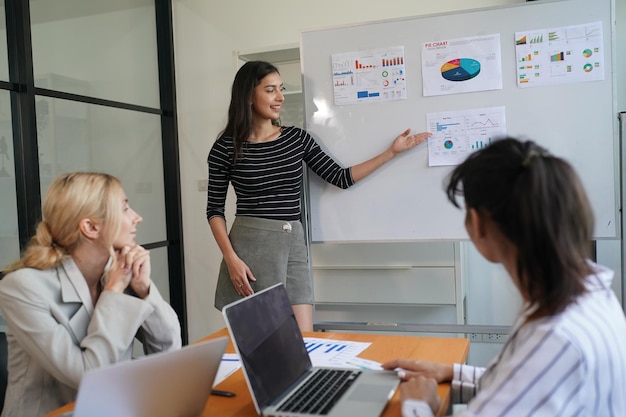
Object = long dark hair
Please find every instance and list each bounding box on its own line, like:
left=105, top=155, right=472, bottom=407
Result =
left=445, top=138, right=594, bottom=321
left=218, top=61, right=280, bottom=164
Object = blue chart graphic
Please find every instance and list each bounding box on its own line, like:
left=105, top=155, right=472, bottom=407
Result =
left=427, top=107, right=506, bottom=167
left=436, top=122, right=461, bottom=132
left=305, top=341, right=347, bottom=354
left=440, top=58, right=481, bottom=82
left=471, top=138, right=493, bottom=149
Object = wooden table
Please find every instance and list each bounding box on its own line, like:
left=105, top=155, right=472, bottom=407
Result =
left=45, top=329, right=469, bottom=417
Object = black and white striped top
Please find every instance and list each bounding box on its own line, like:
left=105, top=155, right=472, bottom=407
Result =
left=207, top=126, right=354, bottom=222
left=403, top=262, right=626, bottom=417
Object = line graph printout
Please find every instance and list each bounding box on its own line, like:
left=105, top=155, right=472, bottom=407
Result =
left=331, top=46, right=407, bottom=106
left=426, top=106, right=507, bottom=166
left=422, top=34, right=502, bottom=97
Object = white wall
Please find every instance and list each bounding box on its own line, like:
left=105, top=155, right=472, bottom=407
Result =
left=617, top=0, right=626, bottom=305
left=619, top=0, right=626, bottom=113
left=172, top=0, right=530, bottom=343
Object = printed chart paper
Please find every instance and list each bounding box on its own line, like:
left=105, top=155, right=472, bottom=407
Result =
left=422, top=34, right=502, bottom=97
left=304, top=337, right=371, bottom=368
left=332, top=46, right=407, bottom=106
left=214, top=353, right=241, bottom=386
left=515, top=21, right=604, bottom=88
left=427, top=106, right=507, bottom=166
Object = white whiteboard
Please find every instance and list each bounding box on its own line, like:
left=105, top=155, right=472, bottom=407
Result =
left=301, top=0, right=617, bottom=243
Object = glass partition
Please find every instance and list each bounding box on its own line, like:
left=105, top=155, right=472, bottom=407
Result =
left=0, top=89, right=18, bottom=265
left=36, top=96, right=166, bottom=244
left=30, top=0, right=159, bottom=107
left=0, top=3, right=8, bottom=81
left=0, top=90, right=18, bottom=331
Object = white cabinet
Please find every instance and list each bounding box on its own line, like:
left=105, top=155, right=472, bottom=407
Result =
left=312, top=241, right=466, bottom=331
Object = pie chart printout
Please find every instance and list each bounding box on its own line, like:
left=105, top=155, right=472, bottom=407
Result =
left=440, top=58, right=481, bottom=82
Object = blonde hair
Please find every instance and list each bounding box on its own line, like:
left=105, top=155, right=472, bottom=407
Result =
left=3, top=172, right=123, bottom=273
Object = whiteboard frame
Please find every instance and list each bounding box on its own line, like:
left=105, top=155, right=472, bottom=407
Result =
left=300, top=0, right=618, bottom=243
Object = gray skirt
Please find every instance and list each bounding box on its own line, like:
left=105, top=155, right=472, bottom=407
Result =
left=214, top=216, right=312, bottom=310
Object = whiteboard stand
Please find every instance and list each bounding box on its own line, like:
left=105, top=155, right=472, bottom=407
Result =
left=618, top=112, right=626, bottom=310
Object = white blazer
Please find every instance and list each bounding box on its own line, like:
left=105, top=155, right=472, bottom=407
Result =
left=0, top=257, right=182, bottom=417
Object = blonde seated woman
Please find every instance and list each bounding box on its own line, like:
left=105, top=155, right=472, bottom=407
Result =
left=0, top=172, right=181, bottom=417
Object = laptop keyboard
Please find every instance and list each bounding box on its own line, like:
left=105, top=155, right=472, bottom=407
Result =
left=277, top=368, right=362, bottom=415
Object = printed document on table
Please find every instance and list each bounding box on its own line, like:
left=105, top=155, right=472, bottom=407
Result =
left=213, top=353, right=241, bottom=386
left=304, top=337, right=374, bottom=369
left=214, top=339, right=380, bottom=379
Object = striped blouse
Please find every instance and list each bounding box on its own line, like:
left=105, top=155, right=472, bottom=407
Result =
left=207, top=126, right=354, bottom=222
left=403, top=262, right=626, bottom=417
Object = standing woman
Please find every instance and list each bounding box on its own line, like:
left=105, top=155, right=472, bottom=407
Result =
left=0, top=172, right=181, bottom=417
left=382, top=138, right=626, bottom=417
left=207, top=61, right=431, bottom=331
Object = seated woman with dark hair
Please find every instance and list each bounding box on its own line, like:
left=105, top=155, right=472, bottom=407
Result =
left=383, top=138, right=626, bottom=417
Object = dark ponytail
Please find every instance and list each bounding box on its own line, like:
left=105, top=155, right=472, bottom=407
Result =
left=446, top=137, right=594, bottom=320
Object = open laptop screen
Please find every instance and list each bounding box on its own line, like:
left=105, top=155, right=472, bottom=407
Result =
left=71, top=336, right=228, bottom=417
left=224, top=284, right=311, bottom=409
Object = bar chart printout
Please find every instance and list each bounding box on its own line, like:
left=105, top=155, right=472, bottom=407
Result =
left=515, top=21, right=604, bottom=88
left=426, top=106, right=507, bottom=166
left=332, top=46, right=407, bottom=106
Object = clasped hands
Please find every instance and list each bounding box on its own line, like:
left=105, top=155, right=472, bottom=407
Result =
left=104, top=244, right=152, bottom=298
left=381, top=358, right=454, bottom=415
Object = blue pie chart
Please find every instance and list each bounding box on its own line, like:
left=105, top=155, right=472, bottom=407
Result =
left=441, top=58, right=481, bottom=82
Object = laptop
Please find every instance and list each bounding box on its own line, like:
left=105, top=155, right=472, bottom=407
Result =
left=64, top=336, right=228, bottom=417
left=222, top=283, right=399, bottom=417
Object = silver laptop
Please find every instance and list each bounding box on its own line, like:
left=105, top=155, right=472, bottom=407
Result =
left=65, top=336, right=228, bottom=417
left=222, top=283, right=399, bottom=417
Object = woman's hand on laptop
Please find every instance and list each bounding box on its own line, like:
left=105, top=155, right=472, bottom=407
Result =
left=380, top=358, right=453, bottom=383
left=399, top=375, right=440, bottom=414
left=381, top=359, right=447, bottom=416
